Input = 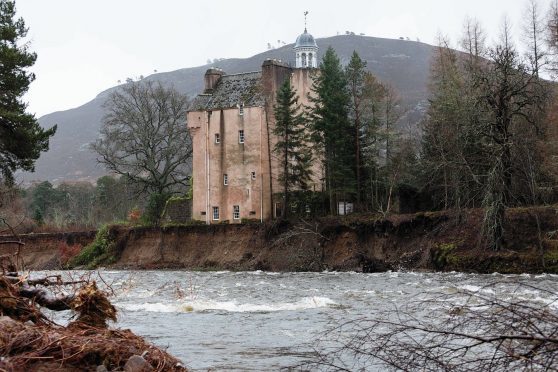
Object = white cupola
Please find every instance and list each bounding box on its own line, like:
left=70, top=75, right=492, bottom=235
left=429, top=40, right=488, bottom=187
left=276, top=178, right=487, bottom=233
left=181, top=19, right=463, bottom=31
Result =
left=294, top=12, right=318, bottom=68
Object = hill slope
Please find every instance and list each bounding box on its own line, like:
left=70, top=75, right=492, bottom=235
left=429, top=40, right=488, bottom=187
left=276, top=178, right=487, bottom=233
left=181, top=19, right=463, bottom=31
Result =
left=28, top=35, right=436, bottom=183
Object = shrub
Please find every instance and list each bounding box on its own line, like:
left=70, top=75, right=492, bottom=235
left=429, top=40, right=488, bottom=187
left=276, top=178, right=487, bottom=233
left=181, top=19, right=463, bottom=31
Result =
left=67, top=225, right=116, bottom=269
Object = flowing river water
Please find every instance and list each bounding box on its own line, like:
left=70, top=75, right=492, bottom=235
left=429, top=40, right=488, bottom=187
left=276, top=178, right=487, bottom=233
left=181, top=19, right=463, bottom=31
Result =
left=42, top=270, right=558, bottom=371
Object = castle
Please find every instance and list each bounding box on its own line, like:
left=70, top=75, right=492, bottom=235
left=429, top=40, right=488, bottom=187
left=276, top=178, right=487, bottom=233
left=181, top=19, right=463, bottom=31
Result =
left=187, top=27, right=321, bottom=224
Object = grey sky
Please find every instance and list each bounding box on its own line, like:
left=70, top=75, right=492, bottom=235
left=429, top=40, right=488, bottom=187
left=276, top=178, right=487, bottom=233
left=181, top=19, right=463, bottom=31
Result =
left=17, top=0, right=551, bottom=117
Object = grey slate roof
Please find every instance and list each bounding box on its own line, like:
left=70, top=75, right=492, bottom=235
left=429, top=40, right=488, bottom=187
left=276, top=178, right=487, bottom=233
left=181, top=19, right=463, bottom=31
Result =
left=189, top=71, right=265, bottom=111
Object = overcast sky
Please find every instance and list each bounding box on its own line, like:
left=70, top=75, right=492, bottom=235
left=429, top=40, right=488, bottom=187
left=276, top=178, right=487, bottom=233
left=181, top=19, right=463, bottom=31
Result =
left=16, top=0, right=552, bottom=117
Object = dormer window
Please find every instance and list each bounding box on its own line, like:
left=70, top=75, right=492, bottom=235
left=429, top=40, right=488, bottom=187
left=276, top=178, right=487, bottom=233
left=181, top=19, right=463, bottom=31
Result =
left=239, top=103, right=244, bottom=116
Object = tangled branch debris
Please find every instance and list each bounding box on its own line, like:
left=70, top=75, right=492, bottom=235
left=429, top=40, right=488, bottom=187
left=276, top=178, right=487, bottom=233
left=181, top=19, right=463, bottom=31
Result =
left=303, top=282, right=558, bottom=371
left=0, top=257, right=186, bottom=371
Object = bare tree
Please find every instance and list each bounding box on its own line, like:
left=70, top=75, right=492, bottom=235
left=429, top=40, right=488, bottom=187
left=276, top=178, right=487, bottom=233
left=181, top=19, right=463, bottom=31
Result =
left=547, top=0, right=558, bottom=77
left=460, top=16, right=487, bottom=62
left=302, top=282, right=558, bottom=371
left=92, top=80, right=192, bottom=198
left=522, top=0, right=547, bottom=76
left=475, top=20, right=545, bottom=250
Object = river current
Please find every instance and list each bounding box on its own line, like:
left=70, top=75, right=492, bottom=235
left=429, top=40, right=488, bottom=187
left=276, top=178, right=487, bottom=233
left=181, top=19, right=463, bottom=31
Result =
left=42, top=270, right=558, bottom=371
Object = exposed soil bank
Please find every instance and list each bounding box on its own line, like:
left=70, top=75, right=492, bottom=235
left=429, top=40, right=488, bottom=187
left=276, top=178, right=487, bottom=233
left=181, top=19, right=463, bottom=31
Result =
left=3, top=207, right=558, bottom=273
left=0, top=231, right=96, bottom=269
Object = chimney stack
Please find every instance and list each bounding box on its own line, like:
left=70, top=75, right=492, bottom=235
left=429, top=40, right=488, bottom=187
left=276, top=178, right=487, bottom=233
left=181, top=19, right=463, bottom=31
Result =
left=204, top=68, right=224, bottom=93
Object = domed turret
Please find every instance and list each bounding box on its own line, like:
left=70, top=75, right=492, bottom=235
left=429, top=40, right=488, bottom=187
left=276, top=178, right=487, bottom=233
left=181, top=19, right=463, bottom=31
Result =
left=295, top=30, right=318, bottom=48
left=294, top=13, right=318, bottom=68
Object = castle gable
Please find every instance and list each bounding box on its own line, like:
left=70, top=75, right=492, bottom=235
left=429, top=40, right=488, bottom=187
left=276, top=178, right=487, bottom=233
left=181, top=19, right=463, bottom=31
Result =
left=189, top=71, right=264, bottom=111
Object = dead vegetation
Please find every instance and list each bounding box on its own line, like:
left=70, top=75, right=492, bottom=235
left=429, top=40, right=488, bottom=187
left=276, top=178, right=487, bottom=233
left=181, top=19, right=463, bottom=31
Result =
left=302, top=282, right=558, bottom=371
left=0, top=250, right=186, bottom=371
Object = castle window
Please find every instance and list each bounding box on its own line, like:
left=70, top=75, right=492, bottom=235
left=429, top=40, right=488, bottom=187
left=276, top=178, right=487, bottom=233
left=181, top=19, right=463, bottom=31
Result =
left=223, top=174, right=228, bottom=185
left=239, top=103, right=244, bottom=116
left=251, top=171, right=256, bottom=180
left=215, top=133, right=220, bottom=144
left=308, top=53, right=313, bottom=66
left=212, top=206, right=220, bottom=220
left=301, top=53, right=307, bottom=67
left=239, top=130, right=245, bottom=144
left=233, top=205, right=240, bottom=220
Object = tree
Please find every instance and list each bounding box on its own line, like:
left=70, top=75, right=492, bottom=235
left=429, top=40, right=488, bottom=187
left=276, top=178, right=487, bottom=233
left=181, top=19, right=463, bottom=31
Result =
left=420, top=36, right=489, bottom=211
left=522, top=0, right=546, bottom=76
left=92, top=80, right=192, bottom=223
left=345, top=51, right=367, bottom=209
left=94, top=175, right=136, bottom=223
left=308, top=47, right=355, bottom=214
left=475, top=21, right=546, bottom=250
left=273, top=79, right=312, bottom=218
left=0, top=0, right=56, bottom=184
left=29, top=181, right=64, bottom=224
left=547, top=0, right=558, bottom=76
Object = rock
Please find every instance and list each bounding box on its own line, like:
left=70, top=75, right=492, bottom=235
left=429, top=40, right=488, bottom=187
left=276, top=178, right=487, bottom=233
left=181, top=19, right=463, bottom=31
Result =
left=124, top=355, right=153, bottom=371
left=96, top=365, right=109, bottom=372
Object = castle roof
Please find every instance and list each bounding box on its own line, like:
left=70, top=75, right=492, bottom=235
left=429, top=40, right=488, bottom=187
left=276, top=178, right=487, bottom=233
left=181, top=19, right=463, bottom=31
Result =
left=189, top=71, right=264, bottom=111
left=294, top=29, right=318, bottom=49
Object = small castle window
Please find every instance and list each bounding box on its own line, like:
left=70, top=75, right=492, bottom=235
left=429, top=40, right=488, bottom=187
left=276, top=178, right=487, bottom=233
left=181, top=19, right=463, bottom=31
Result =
left=301, top=53, right=307, bottom=67
left=215, top=133, right=220, bottom=144
left=308, top=53, right=313, bottom=66
left=233, top=205, right=240, bottom=220
left=239, top=103, right=244, bottom=116
left=239, top=130, right=245, bottom=144
left=251, top=171, right=256, bottom=180
left=212, top=206, right=220, bottom=220
left=223, top=174, right=228, bottom=185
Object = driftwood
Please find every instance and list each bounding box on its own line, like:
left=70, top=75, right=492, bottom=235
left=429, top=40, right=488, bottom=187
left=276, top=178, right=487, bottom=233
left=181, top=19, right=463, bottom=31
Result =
left=0, top=253, right=187, bottom=371
left=18, top=286, right=74, bottom=311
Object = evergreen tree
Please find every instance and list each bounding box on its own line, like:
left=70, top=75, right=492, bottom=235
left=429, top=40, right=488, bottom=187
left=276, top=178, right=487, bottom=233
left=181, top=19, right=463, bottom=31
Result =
left=0, top=0, right=56, bottom=184
left=308, top=47, right=355, bottom=214
left=345, top=51, right=367, bottom=209
left=273, top=79, right=312, bottom=218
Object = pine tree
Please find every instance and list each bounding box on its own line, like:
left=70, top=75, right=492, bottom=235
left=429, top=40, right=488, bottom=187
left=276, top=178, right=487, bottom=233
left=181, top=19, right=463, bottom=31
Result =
left=273, top=79, right=312, bottom=218
left=0, top=0, right=56, bottom=184
left=308, top=47, right=355, bottom=214
left=345, top=51, right=367, bottom=209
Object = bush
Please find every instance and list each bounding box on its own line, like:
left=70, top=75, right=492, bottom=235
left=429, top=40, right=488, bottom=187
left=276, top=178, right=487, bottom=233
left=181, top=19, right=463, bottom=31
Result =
left=67, top=225, right=116, bottom=269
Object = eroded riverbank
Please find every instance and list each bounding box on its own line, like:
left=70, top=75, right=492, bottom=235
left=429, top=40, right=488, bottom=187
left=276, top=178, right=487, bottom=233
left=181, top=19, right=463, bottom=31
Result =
left=2, top=207, right=558, bottom=274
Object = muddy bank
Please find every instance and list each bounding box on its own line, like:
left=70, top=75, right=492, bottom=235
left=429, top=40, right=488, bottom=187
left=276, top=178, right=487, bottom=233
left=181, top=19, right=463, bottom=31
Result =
left=0, top=231, right=96, bottom=269
left=108, top=206, right=558, bottom=274
left=4, top=207, right=558, bottom=273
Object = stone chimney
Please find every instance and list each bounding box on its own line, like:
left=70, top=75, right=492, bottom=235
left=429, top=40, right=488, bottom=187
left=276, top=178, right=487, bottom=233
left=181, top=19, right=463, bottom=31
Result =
left=204, top=68, right=224, bottom=93
left=261, top=59, right=292, bottom=101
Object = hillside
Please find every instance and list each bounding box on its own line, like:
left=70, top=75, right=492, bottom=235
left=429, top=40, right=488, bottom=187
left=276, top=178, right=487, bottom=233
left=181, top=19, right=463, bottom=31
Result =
left=27, top=35, right=436, bottom=183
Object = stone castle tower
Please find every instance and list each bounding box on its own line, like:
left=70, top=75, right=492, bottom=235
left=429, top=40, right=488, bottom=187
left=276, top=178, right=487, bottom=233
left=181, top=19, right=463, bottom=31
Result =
left=187, top=26, right=320, bottom=224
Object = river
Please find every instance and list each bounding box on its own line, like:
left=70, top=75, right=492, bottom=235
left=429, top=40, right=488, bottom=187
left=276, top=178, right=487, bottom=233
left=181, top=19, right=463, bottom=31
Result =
left=43, top=270, right=558, bottom=371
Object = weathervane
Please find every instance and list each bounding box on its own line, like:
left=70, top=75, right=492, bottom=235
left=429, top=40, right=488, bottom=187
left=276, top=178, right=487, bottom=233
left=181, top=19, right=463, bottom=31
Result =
left=304, top=11, right=308, bottom=32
